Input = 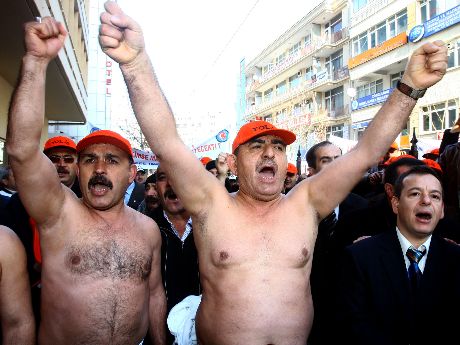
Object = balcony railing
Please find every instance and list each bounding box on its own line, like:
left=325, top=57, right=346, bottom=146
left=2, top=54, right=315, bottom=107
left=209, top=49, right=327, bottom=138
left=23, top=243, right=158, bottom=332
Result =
left=248, top=28, right=349, bottom=90
left=328, top=104, right=350, bottom=118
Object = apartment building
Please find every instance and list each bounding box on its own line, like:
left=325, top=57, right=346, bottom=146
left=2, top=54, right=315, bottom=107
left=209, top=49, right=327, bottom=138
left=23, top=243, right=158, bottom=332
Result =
left=0, top=0, right=89, bottom=163
left=243, top=0, right=351, bottom=161
left=349, top=0, right=460, bottom=146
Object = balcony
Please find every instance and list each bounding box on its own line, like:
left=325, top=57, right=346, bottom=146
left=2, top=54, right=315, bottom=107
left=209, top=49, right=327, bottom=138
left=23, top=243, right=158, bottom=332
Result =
left=310, top=65, right=349, bottom=92
left=351, top=0, right=393, bottom=27
left=327, top=104, right=350, bottom=119
left=248, top=28, right=349, bottom=91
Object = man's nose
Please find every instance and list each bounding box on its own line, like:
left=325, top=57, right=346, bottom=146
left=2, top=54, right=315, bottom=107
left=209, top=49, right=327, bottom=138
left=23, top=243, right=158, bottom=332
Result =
left=262, top=145, right=275, bottom=158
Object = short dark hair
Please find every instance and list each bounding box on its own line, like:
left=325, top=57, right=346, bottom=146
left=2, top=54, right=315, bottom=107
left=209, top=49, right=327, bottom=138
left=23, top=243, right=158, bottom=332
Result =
left=144, top=172, right=157, bottom=188
left=383, top=158, right=424, bottom=185
left=393, top=165, right=443, bottom=198
left=305, top=141, right=341, bottom=169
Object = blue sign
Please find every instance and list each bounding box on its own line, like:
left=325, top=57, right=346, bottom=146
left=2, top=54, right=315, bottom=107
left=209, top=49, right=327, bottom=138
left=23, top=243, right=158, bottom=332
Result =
left=216, top=129, right=229, bottom=143
left=409, top=4, right=460, bottom=42
left=352, top=88, right=393, bottom=111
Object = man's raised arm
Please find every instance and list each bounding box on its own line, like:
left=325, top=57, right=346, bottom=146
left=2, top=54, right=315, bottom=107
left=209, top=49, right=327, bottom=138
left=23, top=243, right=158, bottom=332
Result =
left=6, top=17, right=69, bottom=224
left=98, top=1, right=223, bottom=215
left=305, top=41, right=448, bottom=219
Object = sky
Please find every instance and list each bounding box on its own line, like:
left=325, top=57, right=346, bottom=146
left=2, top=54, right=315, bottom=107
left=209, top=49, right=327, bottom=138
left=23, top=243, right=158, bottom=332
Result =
left=112, top=0, right=319, bottom=144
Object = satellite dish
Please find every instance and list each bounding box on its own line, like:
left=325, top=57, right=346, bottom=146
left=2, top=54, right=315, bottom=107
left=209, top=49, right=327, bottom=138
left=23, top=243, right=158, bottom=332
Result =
left=347, top=88, right=357, bottom=98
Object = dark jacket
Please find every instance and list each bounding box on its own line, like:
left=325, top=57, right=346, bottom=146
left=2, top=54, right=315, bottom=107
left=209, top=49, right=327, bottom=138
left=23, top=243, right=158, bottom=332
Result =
left=439, top=142, right=460, bottom=220
left=151, top=208, right=201, bottom=313
left=127, top=181, right=145, bottom=210
left=335, top=230, right=460, bottom=345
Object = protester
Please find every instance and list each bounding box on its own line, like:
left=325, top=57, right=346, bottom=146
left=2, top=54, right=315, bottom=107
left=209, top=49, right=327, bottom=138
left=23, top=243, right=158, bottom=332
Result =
left=144, top=165, right=200, bottom=345
left=283, top=163, right=298, bottom=194
left=1, top=135, right=80, bottom=325
left=99, top=2, right=447, bottom=343
left=336, top=166, right=460, bottom=345
left=138, top=172, right=160, bottom=217
left=136, top=168, right=148, bottom=184
left=6, top=15, right=165, bottom=344
left=0, top=225, right=35, bottom=345
left=0, top=165, right=16, bottom=198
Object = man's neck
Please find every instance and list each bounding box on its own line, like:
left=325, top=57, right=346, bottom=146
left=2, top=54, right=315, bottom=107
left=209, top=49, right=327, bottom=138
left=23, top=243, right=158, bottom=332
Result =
left=165, top=211, right=190, bottom=237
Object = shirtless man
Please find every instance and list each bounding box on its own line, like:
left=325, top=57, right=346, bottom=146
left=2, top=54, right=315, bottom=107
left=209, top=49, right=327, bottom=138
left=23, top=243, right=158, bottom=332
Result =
left=98, top=2, right=448, bottom=344
left=6, top=16, right=165, bottom=345
left=0, top=225, right=35, bottom=345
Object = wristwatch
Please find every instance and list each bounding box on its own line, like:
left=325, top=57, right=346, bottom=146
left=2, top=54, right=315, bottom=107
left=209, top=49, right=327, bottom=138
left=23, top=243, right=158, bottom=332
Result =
left=396, top=80, right=426, bottom=100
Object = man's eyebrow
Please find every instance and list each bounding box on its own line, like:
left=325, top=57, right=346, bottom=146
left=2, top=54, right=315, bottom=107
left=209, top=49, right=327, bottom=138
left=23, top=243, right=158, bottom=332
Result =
left=248, top=138, right=265, bottom=144
left=319, top=155, right=333, bottom=160
left=271, top=138, right=286, bottom=146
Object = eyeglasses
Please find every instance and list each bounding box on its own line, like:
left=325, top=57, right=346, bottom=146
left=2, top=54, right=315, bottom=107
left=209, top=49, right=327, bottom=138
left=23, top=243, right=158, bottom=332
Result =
left=48, top=155, right=75, bottom=164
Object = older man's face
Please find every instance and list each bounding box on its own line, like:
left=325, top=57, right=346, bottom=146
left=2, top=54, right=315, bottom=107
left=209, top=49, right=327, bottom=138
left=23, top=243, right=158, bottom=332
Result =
left=46, top=147, right=78, bottom=188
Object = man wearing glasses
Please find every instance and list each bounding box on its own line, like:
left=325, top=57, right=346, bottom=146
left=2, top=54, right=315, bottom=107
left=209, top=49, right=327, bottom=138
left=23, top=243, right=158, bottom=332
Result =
left=43, top=136, right=80, bottom=197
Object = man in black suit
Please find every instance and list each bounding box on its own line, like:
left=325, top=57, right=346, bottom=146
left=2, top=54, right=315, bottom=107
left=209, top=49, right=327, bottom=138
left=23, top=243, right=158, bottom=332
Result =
left=306, top=141, right=368, bottom=345
left=126, top=178, right=146, bottom=210
left=336, top=166, right=460, bottom=345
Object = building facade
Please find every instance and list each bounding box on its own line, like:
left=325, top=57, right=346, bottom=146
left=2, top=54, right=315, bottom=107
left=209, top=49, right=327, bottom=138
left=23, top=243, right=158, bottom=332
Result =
left=0, top=0, right=89, bottom=164
left=243, top=0, right=351, bottom=162
left=242, top=0, right=460, bottom=161
left=49, top=0, right=113, bottom=143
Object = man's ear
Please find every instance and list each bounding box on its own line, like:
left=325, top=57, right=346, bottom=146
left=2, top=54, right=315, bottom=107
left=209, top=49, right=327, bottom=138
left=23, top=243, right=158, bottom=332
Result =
left=129, top=164, right=137, bottom=183
left=76, top=165, right=80, bottom=178
left=307, top=167, right=315, bottom=176
left=227, top=154, right=238, bottom=176
left=384, top=183, right=394, bottom=199
left=391, top=195, right=399, bottom=215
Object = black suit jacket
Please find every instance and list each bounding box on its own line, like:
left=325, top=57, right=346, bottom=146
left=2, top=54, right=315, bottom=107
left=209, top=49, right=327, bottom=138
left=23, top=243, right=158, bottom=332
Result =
left=127, top=181, right=145, bottom=210
left=336, top=230, right=460, bottom=345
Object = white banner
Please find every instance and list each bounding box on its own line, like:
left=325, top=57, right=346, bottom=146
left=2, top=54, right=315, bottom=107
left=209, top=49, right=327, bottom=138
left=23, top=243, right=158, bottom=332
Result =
left=132, top=148, right=159, bottom=168
left=190, top=129, right=230, bottom=159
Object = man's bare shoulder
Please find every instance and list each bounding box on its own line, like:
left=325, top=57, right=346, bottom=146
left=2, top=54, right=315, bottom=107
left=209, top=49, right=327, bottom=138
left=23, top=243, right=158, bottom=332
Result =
left=128, top=207, right=161, bottom=241
left=0, top=226, right=24, bottom=265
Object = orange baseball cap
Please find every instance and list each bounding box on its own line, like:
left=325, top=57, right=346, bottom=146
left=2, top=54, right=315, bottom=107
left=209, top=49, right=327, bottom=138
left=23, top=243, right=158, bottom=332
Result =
left=383, top=154, right=416, bottom=166
left=422, top=158, right=442, bottom=173
left=287, top=163, right=298, bottom=175
left=43, top=136, right=76, bottom=153
left=389, top=141, right=399, bottom=150
left=232, top=120, right=296, bottom=153
left=76, top=130, right=133, bottom=159
left=200, top=157, right=212, bottom=165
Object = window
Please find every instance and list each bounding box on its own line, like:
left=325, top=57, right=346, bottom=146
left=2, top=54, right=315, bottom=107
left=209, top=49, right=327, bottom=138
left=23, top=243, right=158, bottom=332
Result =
left=447, top=38, right=460, bottom=68
left=264, top=88, right=273, bottom=102
left=290, top=73, right=302, bottom=89
left=390, top=72, right=404, bottom=88
left=276, top=108, right=287, bottom=123
left=326, top=50, right=343, bottom=76
left=263, top=63, right=274, bottom=75
left=421, top=99, right=459, bottom=132
left=276, top=81, right=287, bottom=96
left=289, top=42, right=301, bottom=56
left=327, top=125, right=344, bottom=138
left=293, top=103, right=302, bottom=116
left=305, top=66, right=313, bottom=81
left=356, top=79, right=383, bottom=99
left=352, top=10, right=407, bottom=56
left=264, top=115, right=273, bottom=123
left=325, top=86, right=344, bottom=116
left=421, top=0, right=439, bottom=22
left=353, top=0, right=368, bottom=12
left=276, top=53, right=286, bottom=66
left=304, top=34, right=311, bottom=47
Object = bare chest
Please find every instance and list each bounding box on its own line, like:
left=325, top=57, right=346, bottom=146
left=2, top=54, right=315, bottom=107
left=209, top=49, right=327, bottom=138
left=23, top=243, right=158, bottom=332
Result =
left=44, top=222, right=153, bottom=282
left=201, top=209, right=315, bottom=269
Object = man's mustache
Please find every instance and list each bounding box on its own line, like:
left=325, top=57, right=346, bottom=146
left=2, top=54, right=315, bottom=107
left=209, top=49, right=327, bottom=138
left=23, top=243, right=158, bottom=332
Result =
left=164, top=189, right=177, bottom=200
left=145, top=195, right=159, bottom=203
left=88, top=174, right=113, bottom=190
left=57, top=167, right=69, bottom=174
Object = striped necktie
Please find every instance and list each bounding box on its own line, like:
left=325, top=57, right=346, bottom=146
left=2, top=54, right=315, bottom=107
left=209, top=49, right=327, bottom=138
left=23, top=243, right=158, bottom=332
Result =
left=406, top=246, right=426, bottom=292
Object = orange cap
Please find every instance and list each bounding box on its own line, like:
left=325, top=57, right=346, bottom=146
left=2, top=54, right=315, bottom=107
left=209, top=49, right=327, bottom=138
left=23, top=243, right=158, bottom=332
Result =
left=383, top=154, right=416, bottom=166
left=389, top=141, right=399, bottom=150
left=232, top=121, right=296, bottom=153
left=76, top=130, right=133, bottom=159
left=200, top=157, right=212, bottom=165
left=287, top=163, right=298, bottom=175
left=43, top=136, right=76, bottom=153
left=422, top=158, right=442, bottom=173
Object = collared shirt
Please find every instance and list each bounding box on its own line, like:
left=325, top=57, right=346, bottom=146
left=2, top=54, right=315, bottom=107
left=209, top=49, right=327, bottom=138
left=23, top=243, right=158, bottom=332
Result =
left=0, top=188, right=16, bottom=197
left=124, top=181, right=135, bottom=205
left=396, top=227, right=431, bottom=273
left=164, top=211, right=192, bottom=242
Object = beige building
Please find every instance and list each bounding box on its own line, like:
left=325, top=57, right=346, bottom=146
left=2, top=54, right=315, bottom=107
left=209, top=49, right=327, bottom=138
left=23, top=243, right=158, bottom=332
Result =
left=242, top=0, right=460, bottom=159
left=349, top=0, right=460, bottom=148
left=243, top=0, right=351, bottom=162
left=0, top=0, right=89, bottom=164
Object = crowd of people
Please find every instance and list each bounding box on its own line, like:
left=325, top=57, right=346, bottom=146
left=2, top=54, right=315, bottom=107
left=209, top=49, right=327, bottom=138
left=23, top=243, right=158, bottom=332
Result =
left=1, top=1, right=460, bottom=345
